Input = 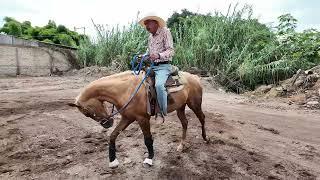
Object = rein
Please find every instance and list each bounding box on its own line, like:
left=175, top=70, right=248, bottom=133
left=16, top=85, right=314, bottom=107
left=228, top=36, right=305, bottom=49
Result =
left=100, top=54, right=153, bottom=126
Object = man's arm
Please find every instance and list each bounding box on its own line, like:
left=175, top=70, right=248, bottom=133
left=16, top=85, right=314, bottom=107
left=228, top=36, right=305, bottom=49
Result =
left=158, top=28, right=174, bottom=62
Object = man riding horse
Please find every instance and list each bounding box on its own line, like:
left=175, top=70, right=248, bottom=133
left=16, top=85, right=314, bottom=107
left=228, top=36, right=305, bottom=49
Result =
left=69, top=13, right=208, bottom=169
left=139, top=13, right=175, bottom=120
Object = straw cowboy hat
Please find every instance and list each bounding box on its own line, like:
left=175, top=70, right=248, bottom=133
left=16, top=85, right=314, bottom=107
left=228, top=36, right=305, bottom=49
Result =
left=138, top=13, right=166, bottom=28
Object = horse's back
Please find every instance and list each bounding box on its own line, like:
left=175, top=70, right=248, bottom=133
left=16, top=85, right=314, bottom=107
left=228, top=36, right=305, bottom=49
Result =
left=180, top=71, right=202, bottom=91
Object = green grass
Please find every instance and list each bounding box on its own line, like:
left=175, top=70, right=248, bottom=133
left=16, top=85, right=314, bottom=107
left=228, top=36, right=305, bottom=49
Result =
left=78, top=5, right=320, bottom=93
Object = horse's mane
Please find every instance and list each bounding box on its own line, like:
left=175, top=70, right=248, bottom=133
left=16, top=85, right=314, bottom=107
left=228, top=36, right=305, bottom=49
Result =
left=75, top=71, right=145, bottom=104
left=101, top=71, right=132, bottom=79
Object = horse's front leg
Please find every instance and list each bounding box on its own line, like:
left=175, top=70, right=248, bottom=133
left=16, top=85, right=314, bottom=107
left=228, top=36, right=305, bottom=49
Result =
left=137, top=118, right=154, bottom=166
left=109, top=117, right=133, bottom=168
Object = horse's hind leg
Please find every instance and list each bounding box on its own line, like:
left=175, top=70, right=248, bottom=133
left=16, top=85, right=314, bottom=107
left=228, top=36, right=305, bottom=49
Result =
left=176, top=105, right=187, bottom=152
left=187, top=97, right=208, bottom=142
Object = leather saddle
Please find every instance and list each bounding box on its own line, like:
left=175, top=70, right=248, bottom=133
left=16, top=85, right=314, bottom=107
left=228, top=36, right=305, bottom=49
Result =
left=145, top=65, right=184, bottom=116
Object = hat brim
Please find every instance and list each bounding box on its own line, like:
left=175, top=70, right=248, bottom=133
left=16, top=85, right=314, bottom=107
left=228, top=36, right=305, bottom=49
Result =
left=138, top=16, right=166, bottom=28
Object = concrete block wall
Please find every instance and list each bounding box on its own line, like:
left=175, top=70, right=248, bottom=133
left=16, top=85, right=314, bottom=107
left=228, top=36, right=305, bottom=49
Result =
left=0, top=45, right=17, bottom=76
left=0, top=34, right=77, bottom=76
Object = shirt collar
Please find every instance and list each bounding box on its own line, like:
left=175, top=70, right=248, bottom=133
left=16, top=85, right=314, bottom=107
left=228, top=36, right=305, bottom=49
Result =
left=152, top=27, right=162, bottom=36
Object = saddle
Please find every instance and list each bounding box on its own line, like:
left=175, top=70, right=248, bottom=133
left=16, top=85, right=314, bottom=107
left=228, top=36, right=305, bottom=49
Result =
left=145, top=65, right=185, bottom=116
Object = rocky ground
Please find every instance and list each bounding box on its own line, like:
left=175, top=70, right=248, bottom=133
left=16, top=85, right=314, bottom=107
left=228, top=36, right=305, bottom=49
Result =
left=250, top=65, right=320, bottom=110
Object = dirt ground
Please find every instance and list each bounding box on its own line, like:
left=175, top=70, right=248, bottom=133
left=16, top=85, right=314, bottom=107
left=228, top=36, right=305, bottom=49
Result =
left=1, top=75, right=320, bottom=180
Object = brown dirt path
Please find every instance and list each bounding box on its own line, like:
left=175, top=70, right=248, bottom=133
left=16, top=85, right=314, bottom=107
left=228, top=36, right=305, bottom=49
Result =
left=0, top=76, right=319, bottom=179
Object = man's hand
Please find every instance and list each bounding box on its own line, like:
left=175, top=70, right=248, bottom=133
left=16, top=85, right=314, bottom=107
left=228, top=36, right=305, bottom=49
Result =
left=149, top=53, right=160, bottom=61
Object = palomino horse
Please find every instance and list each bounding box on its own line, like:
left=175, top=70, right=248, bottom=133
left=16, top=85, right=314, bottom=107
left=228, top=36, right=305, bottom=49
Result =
left=69, top=70, right=208, bottom=168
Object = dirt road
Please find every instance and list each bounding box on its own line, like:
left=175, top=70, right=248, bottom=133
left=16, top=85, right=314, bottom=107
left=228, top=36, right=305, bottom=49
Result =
left=0, top=75, right=319, bottom=179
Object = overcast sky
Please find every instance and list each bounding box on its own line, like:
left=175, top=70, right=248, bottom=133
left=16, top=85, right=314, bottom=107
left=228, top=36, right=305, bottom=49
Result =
left=1, top=0, right=319, bottom=38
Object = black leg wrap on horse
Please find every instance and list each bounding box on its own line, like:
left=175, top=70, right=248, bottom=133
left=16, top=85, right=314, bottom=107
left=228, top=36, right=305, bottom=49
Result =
left=144, top=136, right=154, bottom=159
left=109, top=142, right=116, bottom=162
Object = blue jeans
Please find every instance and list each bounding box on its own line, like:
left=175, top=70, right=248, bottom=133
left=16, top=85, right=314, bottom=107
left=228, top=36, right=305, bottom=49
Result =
left=152, top=64, right=171, bottom=115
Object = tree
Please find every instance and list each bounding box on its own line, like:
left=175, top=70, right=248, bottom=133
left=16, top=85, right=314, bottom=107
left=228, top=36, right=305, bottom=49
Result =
left=277, top=14, right=297, bottom=35
left=38, top=28, right=57, bottom=41
left=55, top=34, right=75, bottom=46
left=45, top=20, right=57, bottom=29
left=22, top=21, right=31, bottom=29
left=0, top=16, right=88, bottom=47
left=6, top=21, right=22, bottom=36
left=167, top=9, right=197, bottom=28
left=57, top=25, right=68, bottom=33
left=0, top=17, right=22, bottom=36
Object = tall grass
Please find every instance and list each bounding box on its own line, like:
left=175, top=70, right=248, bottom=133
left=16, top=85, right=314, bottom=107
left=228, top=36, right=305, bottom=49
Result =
left=78, top=23, right=148, bottom=69
left=78, top=5, right=320, bottom=92
left=171, top=5, right=277, bottom=91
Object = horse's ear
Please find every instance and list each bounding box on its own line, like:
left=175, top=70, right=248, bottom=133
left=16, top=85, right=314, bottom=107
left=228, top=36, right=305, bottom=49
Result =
left=67, top=102, right=80, bottom=108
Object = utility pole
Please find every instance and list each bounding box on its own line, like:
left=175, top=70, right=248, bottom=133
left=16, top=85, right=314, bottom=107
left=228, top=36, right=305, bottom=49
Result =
left=74, top=26, right=86, bottom=35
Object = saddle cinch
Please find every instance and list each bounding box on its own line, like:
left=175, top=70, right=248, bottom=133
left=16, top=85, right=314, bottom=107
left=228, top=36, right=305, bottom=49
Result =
left=145, top=65, right=185, bottom=116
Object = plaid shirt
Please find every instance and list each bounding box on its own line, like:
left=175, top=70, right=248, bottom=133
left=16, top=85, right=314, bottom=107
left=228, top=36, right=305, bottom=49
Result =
left=147, top=27, right=174, bottom=63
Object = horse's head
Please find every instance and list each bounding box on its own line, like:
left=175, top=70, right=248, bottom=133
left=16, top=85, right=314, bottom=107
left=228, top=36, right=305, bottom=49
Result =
left=68, top=98, right=114, bottom=128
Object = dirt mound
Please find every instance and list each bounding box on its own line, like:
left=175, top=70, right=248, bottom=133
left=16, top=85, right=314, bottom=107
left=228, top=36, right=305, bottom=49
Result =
left=252, top=65, right=320, bottom=109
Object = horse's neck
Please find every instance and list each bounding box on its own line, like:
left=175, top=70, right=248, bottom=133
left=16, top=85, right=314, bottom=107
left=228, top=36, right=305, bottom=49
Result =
left=79, top=72, right=140, bottom=106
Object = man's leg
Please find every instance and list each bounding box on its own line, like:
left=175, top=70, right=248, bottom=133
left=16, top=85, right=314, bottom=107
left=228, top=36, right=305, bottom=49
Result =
left=154, top=64, right=171, bottom=115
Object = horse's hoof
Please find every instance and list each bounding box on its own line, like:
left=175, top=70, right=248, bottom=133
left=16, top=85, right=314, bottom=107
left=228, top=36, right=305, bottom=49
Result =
left=109, top=159, right=119, bottom=168
left=205, top=137, right=211, bottom=144
left=177, top=144, right=183, bottom=152
left=143, top=158, right=153, bottom=167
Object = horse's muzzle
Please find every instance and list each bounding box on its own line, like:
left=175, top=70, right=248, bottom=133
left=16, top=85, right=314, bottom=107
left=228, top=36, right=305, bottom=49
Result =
left=100, top=118, right=114, bottom=128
